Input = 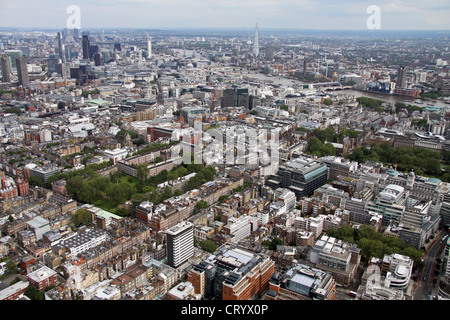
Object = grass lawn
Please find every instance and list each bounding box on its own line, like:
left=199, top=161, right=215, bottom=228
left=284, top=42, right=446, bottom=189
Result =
left=118, top=175, right=141, bottom=188
left=94, top=198, right=118, bottom=213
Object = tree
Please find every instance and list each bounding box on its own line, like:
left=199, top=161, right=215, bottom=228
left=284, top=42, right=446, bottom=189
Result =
left=327, top=225, right=423, bottom=265
left=25, top=285, right=44, bottom=300
left=199, top=240, right=217, bottom=253
left=78, top=180, right=101, bottom=204
left=194, top=200, right=209, bottom=212
left=323, top=98, right=333, bottom=106
left=91, top=176, right=110, bottom=193
left=187, top=175, right=202, bottom=190
left=162, top=186, right=173, bottom=200
left=5, top=259, right=17, bottom=274
left=137, top=164, right=150, bottom=183
left=72, top=208, right=92, bottom=227
left=306, top=136, right=336, bottom=157
left=106, top=182, right=136, bottom=205
left=28, top=176, right=44, bottom=187
left=67, top=175, right=84, bottom=199
left=174, top=189, right=184, bottom=196
left=4, top=107, right=22, bottom=115
left=148, top=191, right=162, bottom=205
left=345, top=80, right=356, bottom=86
left=218, top=195, right=228, bottom=203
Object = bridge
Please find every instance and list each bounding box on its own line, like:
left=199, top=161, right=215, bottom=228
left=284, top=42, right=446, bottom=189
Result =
left=312, top=82, right=353, bottom=91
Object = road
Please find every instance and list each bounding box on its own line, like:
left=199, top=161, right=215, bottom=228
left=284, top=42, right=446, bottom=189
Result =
left=413, top=232, right=446, bottom=300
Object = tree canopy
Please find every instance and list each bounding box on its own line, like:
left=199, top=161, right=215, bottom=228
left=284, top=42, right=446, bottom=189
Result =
left=345, top=142, right=447, bottom=181
left=72, top=208, right=92, bottom=228
left=326, top=225, right=423, bottom=268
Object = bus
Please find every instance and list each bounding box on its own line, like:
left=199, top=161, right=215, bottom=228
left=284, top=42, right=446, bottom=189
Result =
left=348, top=291, right=357, bottom=298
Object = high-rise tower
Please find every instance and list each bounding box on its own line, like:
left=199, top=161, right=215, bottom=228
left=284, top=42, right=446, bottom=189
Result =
left=253, top=23, right=260, bottom=59
left=82, top=34, right=90, bottom=60
left=165, top=221, right=194, bottom=268
left=147, top=36, right=152, bottom=59
left=0, top=54, right=11, bottom=83
left=16, top=57, right=29, bottom=87
left=56, top=32, right=65, bottom=63
left=397, top=66, right=407, bottom=88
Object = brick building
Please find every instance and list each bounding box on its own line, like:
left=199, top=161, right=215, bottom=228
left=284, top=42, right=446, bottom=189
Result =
left=188, top=243, right=274, bottom=300
left=26, top=265, right=58, bottom=291
left=0, top=281, right=29, bottom=300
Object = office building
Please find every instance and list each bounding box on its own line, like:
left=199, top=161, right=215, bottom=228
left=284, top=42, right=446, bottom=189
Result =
left=440, top=193, right=450, bottom=228
left=47, top=54, right=59, bottom=74
left=1, top=54, right=12, bottom=83
left=221, top=87, right=249, bottom=109
left=180, top=106, right=210, bottom=125
left=82, top=34, right=90, bottom=60
left=55, top=228, right=107, bottom=257
left=147, top=37, right=152, bottom=58
left=27, top=216, right=51, bottom=241
left=135, top=201, right=153, bottom=224
left=321, top=156, right=358, bottom=180
left=266, top=156, right=328, bottom=199
left=253, top=23, right=259, bottom=59
left=4, top=50, right=22, bottom=70
left=89, top=45, right=99, bottom=60
left=165, top=221, right=194, bottom=268
left=438, top=237, right=450, bottom=299
left=167, top=281, right=200, bottom=300
left=308, top=235, right=361, bottom=288
left=274, top=187, right=297, bottom=211
left=26, top=265, right=58, bottom=291
left=381, top=253, right=414, bottom=292
left=188, top=243, right=274, bottom=300
left=55, top=63, right=68, bottom=79
left=0, top=281, right=29, bottom=300
left=16, top=57, right=29, bottom=87
left=266, top=264, right=336, bottom=300
left=56, top=32, right=65, bottom=63
left=397, top=66, right=407, bottom=88
left=365, top=184, right=408, bottom=227
left=222, top=215, right=260, bottom=244
left=29, top=164, right=59, bottom=186
left=93, top=52, right=102, bottom=66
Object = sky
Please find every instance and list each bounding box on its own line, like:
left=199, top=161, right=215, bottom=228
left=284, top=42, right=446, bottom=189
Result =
left=1, top=0, right=450, bottom=31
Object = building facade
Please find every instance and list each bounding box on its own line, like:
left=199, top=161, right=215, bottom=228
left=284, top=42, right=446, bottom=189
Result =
left=165, top=221, right=194, bottom=268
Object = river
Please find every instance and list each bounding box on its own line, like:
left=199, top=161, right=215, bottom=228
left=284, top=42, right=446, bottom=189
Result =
left=241, top=71, right=449, bottom=109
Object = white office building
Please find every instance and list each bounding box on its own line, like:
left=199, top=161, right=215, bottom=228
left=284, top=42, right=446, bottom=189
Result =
left=165, top=221, right=194, bottom=268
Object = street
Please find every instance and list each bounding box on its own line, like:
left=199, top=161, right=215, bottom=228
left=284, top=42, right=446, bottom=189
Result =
left=413, top=232, right=446, bottom=300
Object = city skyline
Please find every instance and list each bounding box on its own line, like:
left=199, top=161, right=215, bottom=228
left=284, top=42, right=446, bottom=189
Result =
left=1, top=0, right=450, bottom=31
left=0, top=0, right=449, bottom=305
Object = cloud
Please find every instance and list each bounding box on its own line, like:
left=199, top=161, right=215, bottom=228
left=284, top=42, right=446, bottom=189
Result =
left=382, top=0, right=419, bottom=13
left=0, top=0, right=449, bottom=30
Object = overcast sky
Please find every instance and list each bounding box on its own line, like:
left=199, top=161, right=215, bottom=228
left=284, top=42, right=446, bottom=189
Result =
left=1, top=0, right=450, bottom=30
